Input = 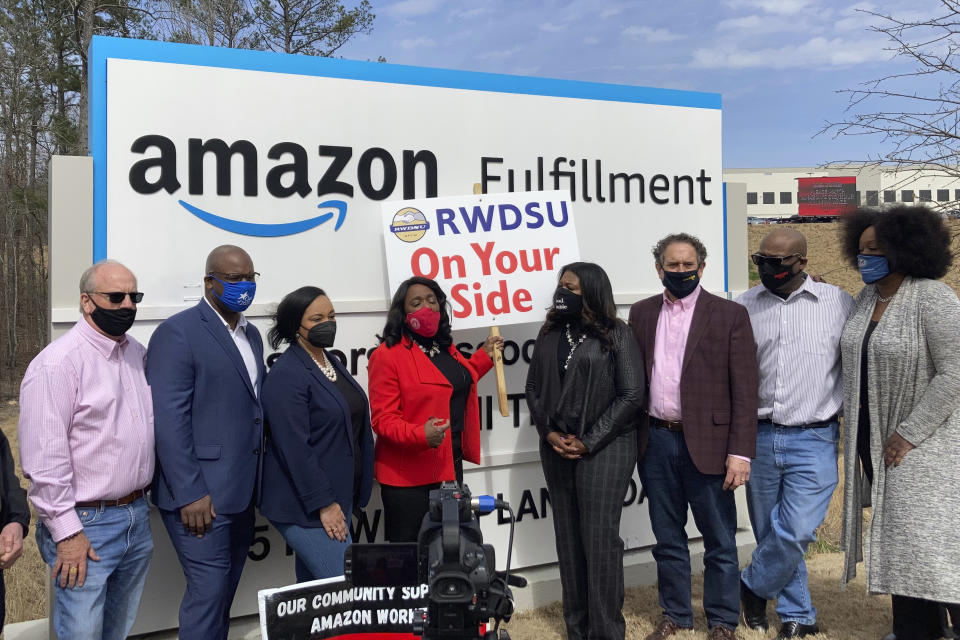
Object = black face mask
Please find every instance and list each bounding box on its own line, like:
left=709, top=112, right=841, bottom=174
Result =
left=302, top=321, right=336, bottom=348
left=758, top=261, right=800, bottom=292
left=89, top=301, right=136, bottom=337
left=553, top=287, right=583, bottom=317
left=661, top=269, right=700, bottom=299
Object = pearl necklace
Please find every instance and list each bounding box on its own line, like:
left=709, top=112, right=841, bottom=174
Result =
left=307, top=349, right=337, bottom=381
left=564, top=324, right=586, bottom=370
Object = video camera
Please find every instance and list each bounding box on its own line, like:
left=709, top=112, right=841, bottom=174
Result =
left=344, top=482, right=525, bottom=640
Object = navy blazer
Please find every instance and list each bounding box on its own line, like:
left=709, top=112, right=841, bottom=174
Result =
left=146, top=300, right=266, bottom=514
left=259, top=343, right=375, bottom=527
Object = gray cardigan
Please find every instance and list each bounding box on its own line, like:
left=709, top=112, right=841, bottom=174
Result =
left=839, top=276, right=960, bottom=602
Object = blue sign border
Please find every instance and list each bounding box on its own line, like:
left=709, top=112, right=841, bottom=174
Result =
left=89, top=35, right=722, bottom=261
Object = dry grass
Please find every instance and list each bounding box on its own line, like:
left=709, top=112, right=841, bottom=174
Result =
left=504, top=551, right=892, bottom=640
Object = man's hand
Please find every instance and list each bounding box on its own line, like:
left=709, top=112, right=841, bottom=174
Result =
left=884, top=432, right=915, bottom=467
left=546, top=431, right=587, bottom=460
left=319, top=503, right=348, bottom=542
left=723, top=456, right=751, bottom=491
left=424, top=417, right=450, bottom=448
left=181, top=494, right=216, bottom=538
left=53, top=531, right=99, bottom=588
left=0, top=522, right=23, bottom=569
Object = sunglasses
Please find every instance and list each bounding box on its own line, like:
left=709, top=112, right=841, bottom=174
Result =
left=91, top=291, right=144, bottom=304
left=750, top=253, right=804, bottom=267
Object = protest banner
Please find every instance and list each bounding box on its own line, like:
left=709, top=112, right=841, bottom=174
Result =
left=258, top=578, right=428, bottom=640
left=380, top=190, right=580, bottom=329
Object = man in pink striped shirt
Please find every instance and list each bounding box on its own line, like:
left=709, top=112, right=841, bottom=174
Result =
left=18, top=260, right=154, bottom=640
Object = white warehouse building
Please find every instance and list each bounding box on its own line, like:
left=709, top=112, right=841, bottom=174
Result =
left=723, top=165, right=960, bottom=218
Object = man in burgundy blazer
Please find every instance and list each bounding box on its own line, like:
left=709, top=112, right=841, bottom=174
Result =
left=628, top=232, right=758, bottom=640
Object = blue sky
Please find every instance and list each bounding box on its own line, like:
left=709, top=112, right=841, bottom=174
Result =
left=337, top=0, right=934, bottom=168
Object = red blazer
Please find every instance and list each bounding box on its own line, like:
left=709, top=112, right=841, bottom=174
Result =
left=367, top=336, right=493, bottom=486
left=628, top=289, right=758, bottom=475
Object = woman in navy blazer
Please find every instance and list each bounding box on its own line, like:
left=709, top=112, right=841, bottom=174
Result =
left=260, top=286, right=374, bottom=582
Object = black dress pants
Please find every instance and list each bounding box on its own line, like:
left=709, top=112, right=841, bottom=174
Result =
left=540, top=431, right=637, bottom=640
left=380, top=482, right=442, bottom=543
left=892, top=595, right=944, bottom=640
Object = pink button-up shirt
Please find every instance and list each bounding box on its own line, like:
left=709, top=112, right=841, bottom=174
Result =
left=649, top=286, right=702, bottom=421
left=18, top=317, right=155, bottom=542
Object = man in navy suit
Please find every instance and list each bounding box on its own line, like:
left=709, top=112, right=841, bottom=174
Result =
left=147, top=245, right=266, bottom=640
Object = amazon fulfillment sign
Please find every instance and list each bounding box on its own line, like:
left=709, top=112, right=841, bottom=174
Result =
left=91, top=36, right=725, bottom=306
left=75, top=35, right=738, bottom=636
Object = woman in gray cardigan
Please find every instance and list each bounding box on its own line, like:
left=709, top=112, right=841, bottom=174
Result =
left=839, top=205, right=960, bottom=640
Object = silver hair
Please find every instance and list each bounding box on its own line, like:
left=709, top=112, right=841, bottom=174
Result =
left=78, top=259, right=127, bottom=313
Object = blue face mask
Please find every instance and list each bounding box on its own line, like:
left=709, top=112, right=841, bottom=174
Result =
left=211, top=277, right=256, bottom=312
left=857, top=254, right=891, bottom=285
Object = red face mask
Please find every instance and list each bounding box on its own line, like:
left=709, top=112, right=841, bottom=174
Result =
left=406, top=307, right=441, bottom=337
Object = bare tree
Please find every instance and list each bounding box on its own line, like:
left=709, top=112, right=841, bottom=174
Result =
left=822, top=1, right=960, bottom=180
left=161, top=0, right=258, bottom=48
left=254, top=0, right=373, bottom=56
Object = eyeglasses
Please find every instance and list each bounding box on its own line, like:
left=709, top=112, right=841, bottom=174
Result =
left=207, top=272, right=260, bottom=283
left=91, top=291, right=144, bottom=304
left=750, top=253, right=804, bottom=267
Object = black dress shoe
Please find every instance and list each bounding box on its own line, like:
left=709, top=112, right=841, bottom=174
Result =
left=740, top=578, right=768, bottom=630
left=776, top=621, right=820, bottom=638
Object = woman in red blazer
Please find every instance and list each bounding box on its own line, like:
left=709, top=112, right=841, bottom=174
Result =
left=367, top=276, right=502, bottom=542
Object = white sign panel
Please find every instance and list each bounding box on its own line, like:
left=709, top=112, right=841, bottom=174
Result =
left=381, top=190, right=579, bottom=329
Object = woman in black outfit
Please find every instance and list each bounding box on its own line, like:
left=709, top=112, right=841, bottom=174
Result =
left=525, top=262, right=645, bottom=640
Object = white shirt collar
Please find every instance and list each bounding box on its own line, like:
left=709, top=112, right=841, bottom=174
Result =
left=203, top=295, right=248, bottom=331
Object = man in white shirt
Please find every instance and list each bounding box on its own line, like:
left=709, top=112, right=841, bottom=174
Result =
left=736, top=228, right=854, bottom=640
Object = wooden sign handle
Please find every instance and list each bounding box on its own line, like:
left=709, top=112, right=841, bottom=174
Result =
left=475, top=183, right=509, bottom=417
left=490, top=325, right=510, bottom=417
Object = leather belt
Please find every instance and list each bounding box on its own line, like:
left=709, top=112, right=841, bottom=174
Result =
left=650, top=417, right=683, bottom=432
left=759, top=415, right=839, bottom=429
left=75, top=488, right=147, bottom=508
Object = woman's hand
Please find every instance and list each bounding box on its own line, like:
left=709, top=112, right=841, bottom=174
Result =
left=424, top=417, right=450, bottom=448
left=546, top=431, right=587, bottom=459
left=481, top=334, right=505, bottom=357
left=883, top=432, right=915, bottom=467
left=319, top=503, right=348, bottom=542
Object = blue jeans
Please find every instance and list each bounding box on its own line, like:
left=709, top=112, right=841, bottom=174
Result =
left=741, top=420, right=839, bottom=625
left=639, top=427, right=739, bottom=630
left=271, top=519, right=352, bottom=583
left=37, top=497, right=153, bottom=640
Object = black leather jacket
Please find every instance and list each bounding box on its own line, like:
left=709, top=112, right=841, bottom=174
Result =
left=0, top=430, right=29, bottom=537
left=525, top=321, right=644, bottom=454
